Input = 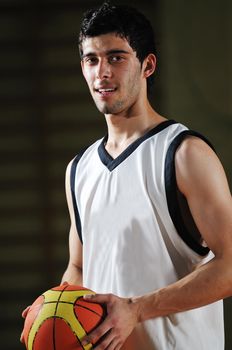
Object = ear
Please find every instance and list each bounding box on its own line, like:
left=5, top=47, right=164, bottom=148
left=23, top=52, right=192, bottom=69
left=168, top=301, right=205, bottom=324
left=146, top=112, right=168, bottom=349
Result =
left=143, top=54, right=156, bottom=79
left=80, top=60, right=85, bottom=76
left=80, top=60, right=88, bottom=83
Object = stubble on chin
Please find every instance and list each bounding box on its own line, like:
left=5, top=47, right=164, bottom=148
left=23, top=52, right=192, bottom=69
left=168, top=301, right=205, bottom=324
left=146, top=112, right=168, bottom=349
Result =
left=96, top=99, right=125, bottom=115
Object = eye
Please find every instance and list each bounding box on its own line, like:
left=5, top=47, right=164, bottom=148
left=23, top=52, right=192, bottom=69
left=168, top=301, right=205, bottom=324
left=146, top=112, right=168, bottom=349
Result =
left=84, top=57, right=98, bottom=65
left=109, top=55, right=124, bottom=63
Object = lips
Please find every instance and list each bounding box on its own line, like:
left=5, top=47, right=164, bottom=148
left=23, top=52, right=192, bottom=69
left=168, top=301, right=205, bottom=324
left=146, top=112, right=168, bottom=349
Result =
left=95, top=87, right=117, bottom=96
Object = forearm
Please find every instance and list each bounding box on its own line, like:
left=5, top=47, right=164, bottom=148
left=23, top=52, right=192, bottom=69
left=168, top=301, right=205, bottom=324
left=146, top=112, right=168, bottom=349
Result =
left=61, top=262, right=83, bottom=286
left=133, top=256, right=232, bottom=322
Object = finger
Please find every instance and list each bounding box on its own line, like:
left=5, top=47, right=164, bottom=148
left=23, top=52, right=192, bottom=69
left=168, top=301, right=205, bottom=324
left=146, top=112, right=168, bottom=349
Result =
left=82, top=318, right=112, bottom=347
left=115, top=345, right=122, bottom=350
left=102, top=338, right=121, bottom=350
left=115, top=343, right=123, bottom=350
left=109, top=339, right=123, bottom=350
left=22, top=305, right=31, bottom=318
left=94, top=332, right=115, bottom=350
left=61, top=281, right=69, bottom=286
left=83, top=293, right=111, bottom=304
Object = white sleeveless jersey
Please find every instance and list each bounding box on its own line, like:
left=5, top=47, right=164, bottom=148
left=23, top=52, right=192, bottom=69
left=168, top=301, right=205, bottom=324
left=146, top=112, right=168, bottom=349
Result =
left=70, top=120, right=224, bottom=350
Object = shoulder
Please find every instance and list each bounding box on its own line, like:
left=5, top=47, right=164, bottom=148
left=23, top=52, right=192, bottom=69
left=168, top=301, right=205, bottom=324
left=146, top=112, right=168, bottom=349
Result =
left=176, top=135, right=218, bottom=170
left=175, top=135, right=226, bottom=197
left=176, top=135, right=216, bottom=166
left=66, top=140, right=101, bottom=173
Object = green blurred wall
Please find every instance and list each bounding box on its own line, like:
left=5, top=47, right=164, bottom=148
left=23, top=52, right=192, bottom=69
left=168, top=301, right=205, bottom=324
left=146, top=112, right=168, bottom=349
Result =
left=159, top=0, right=232, bottom=184
left=0, top=1, right=231, bottom=349
left=158, top=1, right=232, bottom=348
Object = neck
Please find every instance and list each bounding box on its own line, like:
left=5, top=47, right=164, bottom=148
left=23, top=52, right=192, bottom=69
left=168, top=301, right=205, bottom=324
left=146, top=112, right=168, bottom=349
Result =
left=104, top=101, right=166, bottom=149
left=103, top=100, right=167, bottom=159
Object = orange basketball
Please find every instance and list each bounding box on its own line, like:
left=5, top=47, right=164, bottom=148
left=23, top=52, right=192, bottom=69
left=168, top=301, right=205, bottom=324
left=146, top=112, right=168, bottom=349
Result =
left=23, top=284, right=106, bottom=350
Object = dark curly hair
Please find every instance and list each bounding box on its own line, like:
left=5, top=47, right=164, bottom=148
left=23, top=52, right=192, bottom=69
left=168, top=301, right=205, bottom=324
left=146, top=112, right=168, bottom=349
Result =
left=79, top=1, right=157, bottom=93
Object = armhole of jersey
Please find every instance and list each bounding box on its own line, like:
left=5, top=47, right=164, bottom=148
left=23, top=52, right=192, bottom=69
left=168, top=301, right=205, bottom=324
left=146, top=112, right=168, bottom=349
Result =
left=70, top=147, right=89, bottom=244
left=165, top=130, right=216, bottom=256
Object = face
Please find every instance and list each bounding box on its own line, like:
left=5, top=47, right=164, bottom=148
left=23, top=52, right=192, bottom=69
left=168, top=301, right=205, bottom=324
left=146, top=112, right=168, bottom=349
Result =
left=81, top=33, right=146, bottom=116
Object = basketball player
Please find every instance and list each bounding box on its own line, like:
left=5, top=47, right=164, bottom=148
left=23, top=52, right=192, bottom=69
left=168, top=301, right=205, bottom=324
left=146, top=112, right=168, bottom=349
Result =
left=21, top=2, right=232, bottom=349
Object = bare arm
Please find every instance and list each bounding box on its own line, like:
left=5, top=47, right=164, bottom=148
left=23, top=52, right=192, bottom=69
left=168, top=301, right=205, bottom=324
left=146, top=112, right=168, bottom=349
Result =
left=133, top=136, right=232, bottom=321
left=61, top=159, right=83, bottom=286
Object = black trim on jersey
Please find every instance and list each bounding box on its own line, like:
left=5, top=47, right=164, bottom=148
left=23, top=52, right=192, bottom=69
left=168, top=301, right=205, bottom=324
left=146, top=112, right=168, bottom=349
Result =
left=98, top=119, right=177, bottom=171
left=165, top=130, right=216, bottom=256
left=70, top=147, right=89, bottom=244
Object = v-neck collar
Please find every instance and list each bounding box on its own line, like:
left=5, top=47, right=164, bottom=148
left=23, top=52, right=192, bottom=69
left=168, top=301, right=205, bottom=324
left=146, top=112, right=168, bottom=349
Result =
left=98, top=119, right=177, bottom=171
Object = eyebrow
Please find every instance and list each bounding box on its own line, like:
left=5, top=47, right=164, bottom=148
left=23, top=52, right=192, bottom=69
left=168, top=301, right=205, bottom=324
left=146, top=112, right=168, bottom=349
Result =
left=81, top=49, right=130, bottom=59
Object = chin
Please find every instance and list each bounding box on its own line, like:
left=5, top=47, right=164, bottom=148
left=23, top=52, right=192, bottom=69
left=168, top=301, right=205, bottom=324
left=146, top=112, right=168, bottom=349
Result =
left=95, top=102, right=112, bottom=115
left=96, top=100, right=125, bottom=115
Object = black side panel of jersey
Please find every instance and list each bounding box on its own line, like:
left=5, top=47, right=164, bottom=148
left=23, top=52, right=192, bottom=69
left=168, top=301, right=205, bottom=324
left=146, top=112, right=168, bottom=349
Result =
left=165, top=130, right=216, bottom=256
left=70, top=147, right=89, bottom=244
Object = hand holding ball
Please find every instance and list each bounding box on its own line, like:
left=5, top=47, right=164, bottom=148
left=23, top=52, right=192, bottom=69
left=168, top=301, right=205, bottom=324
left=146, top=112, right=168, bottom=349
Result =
left=22, top=284, right=106, bottom=350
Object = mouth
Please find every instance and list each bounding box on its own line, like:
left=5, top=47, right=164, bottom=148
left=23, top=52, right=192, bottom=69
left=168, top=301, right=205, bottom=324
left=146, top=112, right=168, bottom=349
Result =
left=95, top=87, right=117, bottom=97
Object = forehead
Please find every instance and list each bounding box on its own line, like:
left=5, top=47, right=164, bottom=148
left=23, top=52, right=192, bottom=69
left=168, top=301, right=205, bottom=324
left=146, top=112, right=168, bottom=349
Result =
left=81, top=33, right=134, bottom=56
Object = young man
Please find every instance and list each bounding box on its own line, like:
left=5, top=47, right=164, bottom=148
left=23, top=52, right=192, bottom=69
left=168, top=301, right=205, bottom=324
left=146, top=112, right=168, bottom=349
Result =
left=60, top=3, right=232, bottom=350
left=22, top=2, right=232, bottom=349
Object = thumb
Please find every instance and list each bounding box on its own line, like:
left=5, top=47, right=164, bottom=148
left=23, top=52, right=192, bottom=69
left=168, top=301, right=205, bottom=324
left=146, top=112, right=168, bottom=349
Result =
left=22, top=305, right=31, bottom=318
left=20, top=330, right=25, bottom=344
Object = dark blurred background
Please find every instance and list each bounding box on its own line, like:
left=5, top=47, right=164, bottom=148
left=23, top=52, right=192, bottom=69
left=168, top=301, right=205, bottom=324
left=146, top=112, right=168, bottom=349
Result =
left=0, top=0, right=231, bottom=349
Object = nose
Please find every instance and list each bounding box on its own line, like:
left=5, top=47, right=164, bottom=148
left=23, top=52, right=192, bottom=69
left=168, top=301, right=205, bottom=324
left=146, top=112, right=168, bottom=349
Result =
left=96, top=59, right=112, bottom=80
